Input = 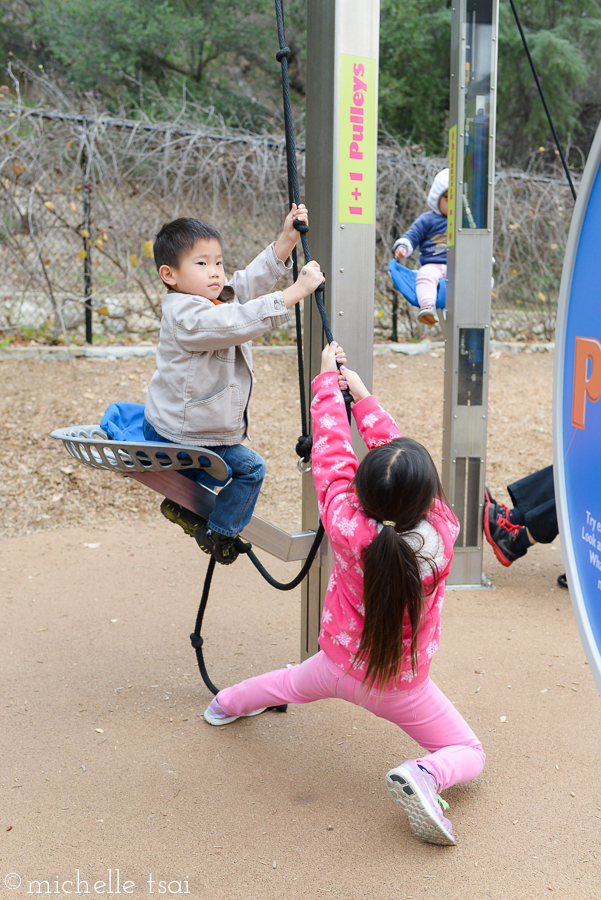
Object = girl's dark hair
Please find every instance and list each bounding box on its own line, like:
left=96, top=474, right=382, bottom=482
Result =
left=352, top=437, right=445, bottom=691
left=154, top=217, right=222, bottom=272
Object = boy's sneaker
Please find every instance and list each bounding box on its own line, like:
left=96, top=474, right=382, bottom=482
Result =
left=483, top=487, right=530, bottom=567
left=385, top=760, right=455, bottom=846
left=195, top=524, right=240, bottom=565
left=160, top=499, right=206, bottom=538
left=203, top=697, right=266, bottom=726
left=417, top=306, right=438, bottom=326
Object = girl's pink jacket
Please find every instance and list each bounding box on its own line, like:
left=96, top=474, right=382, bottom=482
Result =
left=310, top=372, right=460, bottom=689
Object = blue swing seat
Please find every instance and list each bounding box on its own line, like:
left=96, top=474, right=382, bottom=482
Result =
left=388, top=259, right=446, bottom=309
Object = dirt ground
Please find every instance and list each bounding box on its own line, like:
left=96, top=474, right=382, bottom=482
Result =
left=3, top=347, right=600, bottom=899
left=0, top=347, right=555, bottom=540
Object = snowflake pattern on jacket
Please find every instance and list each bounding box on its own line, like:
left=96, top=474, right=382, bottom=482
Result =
left=310, top=372, right=460, bottom=689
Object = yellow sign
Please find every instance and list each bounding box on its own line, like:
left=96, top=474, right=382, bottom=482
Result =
left=447, top=125, right=457, bottom=247
left=338, top=54, right=376, bottom=225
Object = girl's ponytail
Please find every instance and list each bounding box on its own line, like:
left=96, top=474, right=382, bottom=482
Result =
left=352, top=438, right=443, bottom=691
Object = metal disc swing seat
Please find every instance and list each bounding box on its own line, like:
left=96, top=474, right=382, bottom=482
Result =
left=50, top=0, right=350, bottom=705
left=49, top=422, right=231, bottom=482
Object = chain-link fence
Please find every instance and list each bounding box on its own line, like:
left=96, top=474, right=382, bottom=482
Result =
left=0, top=99, right=294, bottom=344
left=1, top=83, right=577, bottom=345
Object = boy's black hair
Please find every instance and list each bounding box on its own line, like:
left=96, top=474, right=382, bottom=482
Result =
left=153, top=217, right=222, bottom=272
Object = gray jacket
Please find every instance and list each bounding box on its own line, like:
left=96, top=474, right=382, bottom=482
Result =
left=144, top=242, right=291, bottom=446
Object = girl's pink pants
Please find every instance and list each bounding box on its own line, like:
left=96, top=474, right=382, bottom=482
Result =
left=216, top=650, right=484, bottom=792
left=416, top=262, right=447, bottom=310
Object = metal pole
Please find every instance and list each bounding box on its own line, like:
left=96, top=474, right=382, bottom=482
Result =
left=301, top=0, right=380, bottom=658
left=81, top=138, right=93, bottom=344
left=443, top=0, right=499, bottom=587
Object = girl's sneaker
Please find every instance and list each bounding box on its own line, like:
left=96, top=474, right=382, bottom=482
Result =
left=385, top=760, right=455, bottom=846
left=203, top=697, right=266, bottom=726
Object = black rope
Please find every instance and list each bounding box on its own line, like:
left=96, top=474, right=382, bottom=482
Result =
left=291, top=247, right=310, bottom=452
left=239, top=522, right=325, bottom=590
left=189, top=1, right=352, bottom=698
left=274, top=0, right=352, bottom=426
left=190, top=555, right=220, bottom=695
left=274, top=0, right=314, bottom=458
left=189, top=541, right=319, bottom=708
left=508, top=0, right=577, bottom=202
left=277, top=25, right=310, bottom=446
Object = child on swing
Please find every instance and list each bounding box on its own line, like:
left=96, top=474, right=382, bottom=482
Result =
left=393, top=168, right=449, bottom=326
left=203, top=341, right=485, bottom=846
left=144, top=206, right=324, bottom=565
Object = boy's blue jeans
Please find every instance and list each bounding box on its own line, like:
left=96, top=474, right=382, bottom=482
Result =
left=142, top=417, right=266, bottom=537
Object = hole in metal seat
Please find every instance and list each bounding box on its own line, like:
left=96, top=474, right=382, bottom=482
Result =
left=134, top=450, right=154, bottom=469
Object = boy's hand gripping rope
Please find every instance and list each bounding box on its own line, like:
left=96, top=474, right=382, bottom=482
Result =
left=274, top=0, right=354, bottom=459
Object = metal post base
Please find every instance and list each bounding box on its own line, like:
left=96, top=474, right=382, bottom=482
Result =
left=446, top=573, right=496, bottom=591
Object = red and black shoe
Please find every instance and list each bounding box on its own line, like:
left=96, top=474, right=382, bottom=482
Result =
left=483, top=487, right=530, bottom=567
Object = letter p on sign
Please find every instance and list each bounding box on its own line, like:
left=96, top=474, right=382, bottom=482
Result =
left=572, top=336, right=601, bottom=429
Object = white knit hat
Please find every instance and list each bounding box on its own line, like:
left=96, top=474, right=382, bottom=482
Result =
left=427, top=168, right=449, bottom=214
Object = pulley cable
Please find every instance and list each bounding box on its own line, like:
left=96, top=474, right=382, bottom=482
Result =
left=508, top=0, right=577, bottom=202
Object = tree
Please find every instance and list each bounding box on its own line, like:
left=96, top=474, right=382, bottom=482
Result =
left=496, top=0, right=597, bottom=164
left=3, top=0, right=601, bottom=165
left=2, top=0, right=306, bottom=128
left=378, top=0, right=452, bottom=155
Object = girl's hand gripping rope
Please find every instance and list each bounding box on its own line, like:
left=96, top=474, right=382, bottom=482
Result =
left=337, top=364, right=371, bottom=404
left=321, top=342, right=356, bottom=419
left=320, top=341, right=346, bottom=374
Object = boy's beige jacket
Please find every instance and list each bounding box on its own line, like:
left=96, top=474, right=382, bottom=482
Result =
left=144, top=243, right=291, bottom=446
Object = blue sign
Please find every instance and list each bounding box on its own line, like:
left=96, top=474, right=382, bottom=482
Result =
left=554, top=121, right=601, bottom=693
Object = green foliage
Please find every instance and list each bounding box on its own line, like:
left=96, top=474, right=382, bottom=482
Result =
left=31, top=0, right=274, bottom=124
left=378, top=0, right=452, bottom=154
left=378, top=0, right=601, bottom=163
left=2, top=0, right=307, bottom=129
left=496, top=1, right=594, bottom=163
left=2, top=0, right=601, bottom=163
left=0, top=2, right=35, bottom=74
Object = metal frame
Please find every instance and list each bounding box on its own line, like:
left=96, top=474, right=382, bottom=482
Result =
left=302, top=0, right=380, bottom=658
left=442, top=0, right=499, bottom=587
left=50, top=426, right=317, bottom=563
left=553, top=120, right=601, bottom=694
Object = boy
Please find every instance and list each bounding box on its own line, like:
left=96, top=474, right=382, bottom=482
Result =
left=144, top=204, right=324, bottom=564
left=394, top=168, right=449, bottom=326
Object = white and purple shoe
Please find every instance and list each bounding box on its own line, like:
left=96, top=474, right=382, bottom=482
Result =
left=385, top=760, right=455, bottom=845
left=203, top=697, right=266, bottom=726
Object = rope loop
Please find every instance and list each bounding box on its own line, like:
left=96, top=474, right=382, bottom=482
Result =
left=295, top=434, right=313, bottom=462
left=297, top=456, right=312, bottom=474
left=275, top=46, right=291, bottom=62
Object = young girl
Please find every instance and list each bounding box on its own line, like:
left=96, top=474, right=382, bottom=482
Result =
left=393, top=167, right=448, bottom=326
left=203, top=342, right=485, bottom=846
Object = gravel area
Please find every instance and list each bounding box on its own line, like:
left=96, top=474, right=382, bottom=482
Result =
left=7, top=345, right=597, bottom=900
left=0, top=346, right=554, bottom=541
